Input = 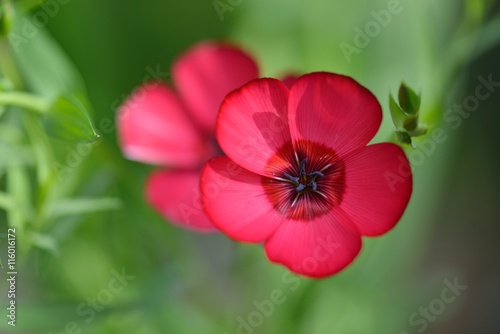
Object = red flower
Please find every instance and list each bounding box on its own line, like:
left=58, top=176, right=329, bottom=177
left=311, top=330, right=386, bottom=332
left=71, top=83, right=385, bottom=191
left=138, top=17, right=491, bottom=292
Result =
left=201, top=72, right=412, bottom=278
left=117, top=42, right=258, bottom=232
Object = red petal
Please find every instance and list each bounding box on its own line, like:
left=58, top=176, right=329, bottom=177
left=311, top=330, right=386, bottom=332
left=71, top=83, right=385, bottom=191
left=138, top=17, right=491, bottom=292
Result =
left=201, top=157, right=282, bottom=242
left=117, top=83, right=210, bottom=168
left=288, top=72, right=382, bottom=157
left=146, top=169, right=216, bottom=232
left=264, top=209, right=361, bottom=278
left=173, top=42, right=259, bottom=133
left=216, top=78, right=292, bottom=176
left=340, top=143, right=412, bottom=236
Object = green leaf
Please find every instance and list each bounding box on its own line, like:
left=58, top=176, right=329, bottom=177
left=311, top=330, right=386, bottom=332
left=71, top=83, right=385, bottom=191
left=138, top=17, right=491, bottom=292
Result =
left=398, top=82, right=421, bottom=115
left=41, top=94, right=99, bottom=143
left=389, top=93, right=406, bottom=129
left=395, top=131, right=412, bottom=145
left=9, top=13, right=87, bottom=99
left=403, top=115, right=418, bottom=132
left=48, top=197, right=122, bottom=219
left=408, top=126, right=428, bottom=137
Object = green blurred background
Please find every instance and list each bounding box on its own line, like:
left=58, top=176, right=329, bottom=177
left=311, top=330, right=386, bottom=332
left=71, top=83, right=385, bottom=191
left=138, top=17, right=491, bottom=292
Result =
left=0, top=0, right=499, bottom=333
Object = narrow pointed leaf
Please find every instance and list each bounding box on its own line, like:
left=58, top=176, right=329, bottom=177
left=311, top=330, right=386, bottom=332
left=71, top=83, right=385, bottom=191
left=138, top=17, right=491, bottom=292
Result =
left=395, top=131, right=412, bottom=145
left=403, top=115, right=418, bottom=132
left=408, top=126, right=428, bottom=137
left=41, top=94, right=99, bottom=143
left=389, top=93, right=406, bottom=129
left=398, top=83, right=421, bottom=115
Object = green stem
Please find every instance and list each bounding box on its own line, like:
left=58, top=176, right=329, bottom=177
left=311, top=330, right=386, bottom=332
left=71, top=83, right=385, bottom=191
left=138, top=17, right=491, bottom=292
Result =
left=0, top=91, right=50, bottom=113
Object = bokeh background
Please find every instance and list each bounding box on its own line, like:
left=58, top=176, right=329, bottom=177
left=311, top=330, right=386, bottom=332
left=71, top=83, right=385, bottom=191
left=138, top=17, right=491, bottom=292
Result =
left=0, top=0, right=499, bottom=333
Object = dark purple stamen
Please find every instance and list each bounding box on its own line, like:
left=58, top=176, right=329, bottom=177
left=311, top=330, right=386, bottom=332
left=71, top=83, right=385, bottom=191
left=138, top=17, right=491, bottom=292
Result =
left=282, top=157, right=324, bottom=198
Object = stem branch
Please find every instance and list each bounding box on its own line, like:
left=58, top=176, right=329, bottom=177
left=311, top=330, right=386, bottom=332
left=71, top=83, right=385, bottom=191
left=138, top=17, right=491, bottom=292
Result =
left=0, top=91, right=50, bottom=113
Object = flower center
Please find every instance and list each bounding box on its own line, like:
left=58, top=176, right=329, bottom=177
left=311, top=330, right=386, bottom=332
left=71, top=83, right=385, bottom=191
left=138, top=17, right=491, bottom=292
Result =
left=262, top=140, right=345, bottom=221
left=280, top=158, right=326, bottom=207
